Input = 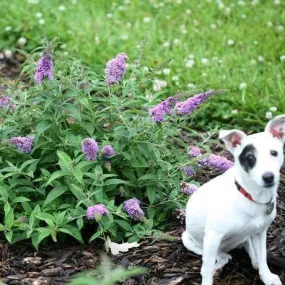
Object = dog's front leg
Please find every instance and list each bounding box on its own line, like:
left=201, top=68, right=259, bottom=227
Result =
left=201, top=230, right=223, bottom=285
left=252, top=229, right=281, bottom=285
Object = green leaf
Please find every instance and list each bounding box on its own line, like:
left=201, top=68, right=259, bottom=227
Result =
left=35, top=213, right=55, bottom=228
left=77, top=217, right=84, bottom=230
left=82, top=122, right=94, bottom=136
left=36, top=120, right=52, bottom=138
left=57, top=151, right=73, bottom=172
left=116, top=220, right=132, bottom=231
left=89, top=231, right=101, bottom=243
left=14, top=197, right=31, bottom=203
left=32, top=228, right=52, bottom=250
left=70, top=184, right=86, bottom=201
left=5, top=231, right=13, bottom=243
left=43, top=187, right=67, bottom=207
left=46, top=170, right=68, bottom=186
left=138, top=173, right=157, bottom=181
left=104, top=178, right=129, bottom=186
left=59, top=225, right=84, bottom=243
left=147, top=187, right=156, bottom=204
left=72, top=166, right=84, bottom=185
left=4, top=203, right=14, bottom=229
left=0, top=223, right=5, bottom=231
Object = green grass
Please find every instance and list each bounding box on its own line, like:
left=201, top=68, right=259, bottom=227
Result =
left=0, top=0, right=285, bottom=129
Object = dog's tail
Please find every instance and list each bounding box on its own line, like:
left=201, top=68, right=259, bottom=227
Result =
left=182, top=231, right=202, bottom=255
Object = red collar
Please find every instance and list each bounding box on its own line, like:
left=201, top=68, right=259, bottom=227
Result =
left=234, top=180, right=272, bottom=205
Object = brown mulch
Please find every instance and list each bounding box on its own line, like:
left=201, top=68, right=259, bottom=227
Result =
left=1, top=54, right=285, bottom=285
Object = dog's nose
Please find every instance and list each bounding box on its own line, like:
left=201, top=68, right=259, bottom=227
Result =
left=262, top=172, right=274, bottom=184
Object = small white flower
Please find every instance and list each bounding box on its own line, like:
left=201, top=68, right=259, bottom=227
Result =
left=28, top=0, right=39, bottom=3
left=224, top=7, right=231, bottom=15
left=181, top=28, right=187, bottom=34
left=257, top=55, right=265, bottom=62
left=118, top=6, right=126, bottom=11
left=121, top=34, right=128, bottom=41
left=188, top=53, right=195, bottom=59
left=241, top=14, right=247, bottom=19
left=163, top=41, right=170, bottom=48
left=143, top=17, right=151, bottom=23
left=126, top=63, right=130, bottom=69
left=72, top=0, right=78, bottom=4
left=217, top=2, right=225, bottom=9
left=153, top=79, right=167, bottom=91
left=94, top=36, right=100, bottom=44
left=267, top=21, right=273, bottom=27
left=193, top=19, right=199, bottom=26
left=251, top=0, right=259, bottom=5
left=239, top=82, right=247, bottom=90
left=187, top=83, right=196, bottom=88
left=38, top=19, right=45, bottom=25
left=274, top=0, right=280, bottom=4
left=231, top=109, right=238, bottom=114
left=35, top=12, right=42, bottom=18
left=265, top=111, right=273, bottom=120
left=277, top=25, right=284, bottom=31
left=58, top=5, right=66, bottom=11
left=180, top=24, right=186, bottom=30
left=4, top=50, right=13, bottom=58
left=250, top=59, right=257, bottom=65
left=185, top=9, right=192, bottom=15
left=63, top=51, right=69, bottom=56
left=270, top=106, right=277, bottom=112
left=124, top=0, right=130, bottom=4
left=172, top=75, right=179, bottom=81
left=202, top=72, right=207, bottom=77
left=218, top=59, right=224, bottom=64
left=156, top=70, right=162, bottom=75
left=106, top=13, right=113, bottom=18
left=237, top=0, right=246, bottom=5
left=222, top=75, right=227, bottom=79
left=280, top=55, right=285, bottom=61
left=176, top=0, right=182, bottom=4
left=17, top=37, right=27, bottom=46
left=186, top=59, right=195, bottom=68
left=67, top=30, right=72, bottom=34
left=253, top=40, right=259, bottom=45
left=210, top=23, right=217, bottom=30
left=162, top=68, right=171, bottom=75
left=126, top=22, right=132, bottom=29
left=60, top=44, right=67, bottom=49
left=227, top=39, right=235, bottom=46
left=165, top=15, right=171, bottom=20
left=173, top=39, right=180, bottom=45
left=143, top=66, right=149, bottom=72
left=201, top=58, right=209, bottom=65
left=158, top=2, right=165, bottom=7
left=212, top=56, right=219, bottom=61
left=4, top=26, right=12, bottom=32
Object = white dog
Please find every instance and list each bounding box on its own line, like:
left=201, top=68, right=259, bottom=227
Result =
left=182, top=115, right=285, bottom=285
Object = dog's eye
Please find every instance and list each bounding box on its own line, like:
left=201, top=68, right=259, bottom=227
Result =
left=247, top=154, right=255, bottom=164
left=271, top=150, right=278, bottom=157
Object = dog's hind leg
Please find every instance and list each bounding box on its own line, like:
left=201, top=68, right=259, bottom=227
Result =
left=182, top=231, right=203, bottom=255
left=215, top=252, right=232, bottom=271
left=243, top=238, right=258, bottom=270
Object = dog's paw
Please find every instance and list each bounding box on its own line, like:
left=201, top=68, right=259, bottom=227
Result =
left=251, top=260, right=259, bottom=270
left=261, top=273, right=282, bottom=285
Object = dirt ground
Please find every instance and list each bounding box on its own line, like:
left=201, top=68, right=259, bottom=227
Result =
left=1, top=55, right=285, bottom=285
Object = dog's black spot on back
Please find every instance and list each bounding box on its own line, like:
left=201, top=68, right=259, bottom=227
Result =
left=239, top=144, right=256, bottom=173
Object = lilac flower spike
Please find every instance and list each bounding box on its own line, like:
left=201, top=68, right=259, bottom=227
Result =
left=183, top=166, right=195, bottom=177
left=149, top=97, right=174, bottom=122
left=9, top=136, right=34, bottom=153
left=180, top=181, right=198, bottom=195
left=105, top=52, right=128, bottom=86
left=81, top=138, right=99, bottom=161
left=87, top=204, right=109, bottom=219
left=102, top=145, right=116, bottom=159
left=198, top=154, right=233, bottom=171
left=0, top=96, right=10, bottom=107
left=188, top=146, right=202, bottom=158
left=34, top=51, right=54, bottom=84
left=175, top=90, right=220, bottom=116
left=123, top=198, right=145, bottom=221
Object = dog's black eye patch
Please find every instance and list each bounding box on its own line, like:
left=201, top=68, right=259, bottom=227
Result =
left=271, top=150, right=278, bottom=157
left=239, top=144, right=256, bottom=173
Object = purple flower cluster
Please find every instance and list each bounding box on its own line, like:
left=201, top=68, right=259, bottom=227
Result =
left=102, top=145, right=116, bottom=159
left=34, top=52, right=54, bottom=84
left=105, top=52, right=128, bottom=86
left=149, top=97, right=174, bottom=122
left=180, top=181, right=198, bottom=195
left=188, top=146, right=201, bottom=158
left=123, top=198, right=145, bottom=221
left=0, top=95, right=10, bottom=107
left=175, top=90, right=218, bottom=116
left=198, top=154, right=233, bottom=171
left=87, top=204, right=109, bottom=219
left=183, top=166, right=195, bottom=177
left=81, top=138, right=99, bottom=161
left=9, top=136, right=34, bottom=153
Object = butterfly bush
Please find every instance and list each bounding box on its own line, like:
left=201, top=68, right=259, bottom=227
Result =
left=9, top=136, right=34, bottom=153
left=123, top=198, right=145, bottom=221
left=183, top=166, right=195, bottom=177
left=81, top=138, right=99, bottom=160
left=102, top=145, right=115, bottom=159
left=105, top=52, right=128, bottom=85
left=149, top=97, right=175, bottom=122
left=198, top=154, right=233, bottom=171
left=87, top=204, right=109, bottom=219
left=188, top=146, right=201, bottom=157
left=180, top=181, right=198, bottom=195
left=0, top=95, right=10, bottom=107
left=34, top=51, right=53, bottom=84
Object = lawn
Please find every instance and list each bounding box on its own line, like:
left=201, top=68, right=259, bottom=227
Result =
left=1, top=0, right=285, bottom=129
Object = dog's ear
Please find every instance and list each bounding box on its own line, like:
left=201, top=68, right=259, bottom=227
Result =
left=219, top=130, right=247, bottom=154
left=265, top=114, right=285, bottom=143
